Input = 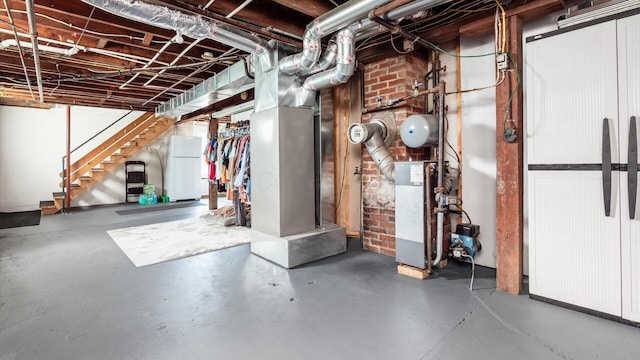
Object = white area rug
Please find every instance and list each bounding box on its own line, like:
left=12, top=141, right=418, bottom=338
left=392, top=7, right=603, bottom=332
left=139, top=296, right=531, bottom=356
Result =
left=107, top=215, right=250, bottom=267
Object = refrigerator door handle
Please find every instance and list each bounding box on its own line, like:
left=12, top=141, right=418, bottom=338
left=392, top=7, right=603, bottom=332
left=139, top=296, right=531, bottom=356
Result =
left=629, top=116, right=638, bottom=220
left=602, top=118, right=612, bottom=217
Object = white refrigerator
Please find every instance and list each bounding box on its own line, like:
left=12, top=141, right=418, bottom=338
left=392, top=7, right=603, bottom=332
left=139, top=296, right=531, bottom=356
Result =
left=165, top=135, right=202, bottom=202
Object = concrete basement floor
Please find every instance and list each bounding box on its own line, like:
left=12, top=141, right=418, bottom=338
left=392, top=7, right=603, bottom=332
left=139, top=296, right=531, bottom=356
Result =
left=1, top=201, right=639, bottom=360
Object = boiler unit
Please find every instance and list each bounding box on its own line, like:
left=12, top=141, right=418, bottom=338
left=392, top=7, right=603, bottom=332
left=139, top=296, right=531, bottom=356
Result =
left=395, top=161, right=452, bottom=269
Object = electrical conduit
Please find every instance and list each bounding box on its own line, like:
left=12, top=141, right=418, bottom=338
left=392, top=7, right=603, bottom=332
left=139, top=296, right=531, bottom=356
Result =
left=25, top=0, right=43, bottom=102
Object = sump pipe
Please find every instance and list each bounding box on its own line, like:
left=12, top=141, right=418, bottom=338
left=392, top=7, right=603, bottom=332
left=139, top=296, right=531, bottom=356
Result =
left=432, top=81, right=446, bottom=266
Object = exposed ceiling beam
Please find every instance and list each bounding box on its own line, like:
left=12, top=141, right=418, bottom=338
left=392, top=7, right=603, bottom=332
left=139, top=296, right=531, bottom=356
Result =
left=459, top=0, right=566, bottom=38
left=179, top=88, right=255, bottom=120
left=270, top=0, right=334, bottom=18
left=0, top=96, right=54, bottom=108
left=157, top=0, right=304, bottom=46
left=142, top=32, right=153, bottom=46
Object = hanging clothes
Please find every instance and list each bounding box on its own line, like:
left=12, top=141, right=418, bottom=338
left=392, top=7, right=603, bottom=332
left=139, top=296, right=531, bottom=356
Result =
left=213, top=128, right=251, bottom=208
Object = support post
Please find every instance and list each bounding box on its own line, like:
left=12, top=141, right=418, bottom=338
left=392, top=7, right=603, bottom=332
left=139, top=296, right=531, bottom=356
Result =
left=208, top=118, right=218, bottom=211
left=65, top=105, right=71, bottom=212
left=495, top=16, right=524, bottom=295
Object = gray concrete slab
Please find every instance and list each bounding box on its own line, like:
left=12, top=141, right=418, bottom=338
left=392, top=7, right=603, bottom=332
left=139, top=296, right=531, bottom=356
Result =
left=1, top=202, right=639, bottom=360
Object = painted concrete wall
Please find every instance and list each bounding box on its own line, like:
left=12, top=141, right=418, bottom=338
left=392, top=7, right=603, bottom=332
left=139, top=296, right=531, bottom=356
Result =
left=0, top=105, right=201, bottom=212
left=458, top=11, right=564, bottom=272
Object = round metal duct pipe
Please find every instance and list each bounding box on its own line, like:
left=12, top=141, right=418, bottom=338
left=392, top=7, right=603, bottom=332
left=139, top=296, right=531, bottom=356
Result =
left=348, top=117, right=397, bottom=182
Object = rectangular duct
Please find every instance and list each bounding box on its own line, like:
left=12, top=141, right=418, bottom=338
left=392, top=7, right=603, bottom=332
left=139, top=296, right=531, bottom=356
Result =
left=155, top=57, right=254, bottom=118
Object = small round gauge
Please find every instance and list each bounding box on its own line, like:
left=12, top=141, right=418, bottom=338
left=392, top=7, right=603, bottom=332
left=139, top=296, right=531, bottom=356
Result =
left=347, top=123, right=368, bottom=144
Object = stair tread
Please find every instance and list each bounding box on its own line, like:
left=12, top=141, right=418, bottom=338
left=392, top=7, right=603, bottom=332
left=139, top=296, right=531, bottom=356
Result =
left=53, top=191, right=66, bottom=198
left=39, top=200, right=55, bottom=207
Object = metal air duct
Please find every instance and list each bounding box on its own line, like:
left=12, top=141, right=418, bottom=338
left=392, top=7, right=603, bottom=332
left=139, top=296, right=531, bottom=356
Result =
left=155, top=57, right=255, bottom=118
left=81, top=0, right=271, bottom=58
left=297, top=28, right=355, bottom=107
left=347, top=117, right=397, bottom=182
left=279, top=0, right=393, bottom=75
left=298, top=41, right=338, bottom=76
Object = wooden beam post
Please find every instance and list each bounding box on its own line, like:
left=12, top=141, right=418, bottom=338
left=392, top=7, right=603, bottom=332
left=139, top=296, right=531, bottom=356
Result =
left=208, top=118, right=218, bottom=211
left=495, top=16, right=524, bottom=295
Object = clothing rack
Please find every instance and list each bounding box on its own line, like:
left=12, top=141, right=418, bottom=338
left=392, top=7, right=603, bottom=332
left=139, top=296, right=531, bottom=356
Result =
left=219, top=126, right=250, bottom=138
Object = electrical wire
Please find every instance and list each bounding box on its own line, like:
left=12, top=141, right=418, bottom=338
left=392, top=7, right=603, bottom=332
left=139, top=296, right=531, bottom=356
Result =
left=454, top=203, right=472, bottom=224
left=335, top=88, right=352, bottom=213
left=356, top=0, right=488, bottom=52
left=12, top=9, right=144, bottom=42
left=495, top=0, right=507, bottom=52
left=442, top=113, right=461, bottom=173
left=446, top=72, right=506, bottom=95
left=76, top=6, right=95, bottom=45
left=390, top=34, right=411, bottom=54
left=461, top=254, right=475, bottom=291
left=450, top=4, right=495, bottom=13
left=502, top=53, right=521, bottom=136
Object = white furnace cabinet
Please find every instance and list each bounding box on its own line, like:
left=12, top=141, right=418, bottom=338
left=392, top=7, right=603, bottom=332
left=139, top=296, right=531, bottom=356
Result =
left=526, top=13, right=640, bottom=324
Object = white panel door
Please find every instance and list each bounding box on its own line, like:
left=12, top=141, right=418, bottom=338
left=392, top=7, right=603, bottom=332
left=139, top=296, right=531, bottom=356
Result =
left=618, top=14, right=640, bottom=323
left=526, top=20, right=619, bottom=165
left=528, top=171, right=622, bottom=316
left=526, top=19, right=622, bottom=316
left=621, top=172, right=640, bottom=322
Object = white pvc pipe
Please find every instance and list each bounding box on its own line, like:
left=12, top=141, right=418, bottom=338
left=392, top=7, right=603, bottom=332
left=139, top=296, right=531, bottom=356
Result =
left=119, top=39, right=173, bottom=89
left=2, top=0, right=34, bottom=100
left=0, top=39, right=79, bottom=56
left=432, top=81, right=446, bottom=267
left=226, top=0, right=253, bottom=19
left=144, top=39, right=203, bottom=87
left=0, top=28, right=171, bottom=66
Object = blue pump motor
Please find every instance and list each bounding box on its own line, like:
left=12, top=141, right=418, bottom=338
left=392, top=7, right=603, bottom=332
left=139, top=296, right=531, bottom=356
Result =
left=450, top=223, right=481, bottom=261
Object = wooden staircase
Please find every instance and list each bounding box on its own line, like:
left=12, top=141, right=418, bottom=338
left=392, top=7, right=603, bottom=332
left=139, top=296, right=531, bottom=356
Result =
left=40, top=112, right=175, bottom=215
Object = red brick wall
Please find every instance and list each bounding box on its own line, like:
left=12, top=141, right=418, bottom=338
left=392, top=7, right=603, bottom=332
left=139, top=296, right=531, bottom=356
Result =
left=361, top=52, right=429, bottom=256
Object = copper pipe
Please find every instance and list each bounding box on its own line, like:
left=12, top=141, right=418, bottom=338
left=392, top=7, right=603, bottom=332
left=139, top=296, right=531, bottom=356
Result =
left=361, top=86, right=438, bottom=113
left=373, top=0, right=413, bottom=16
left=362, top=100, right=407, bottom=114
